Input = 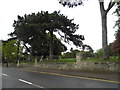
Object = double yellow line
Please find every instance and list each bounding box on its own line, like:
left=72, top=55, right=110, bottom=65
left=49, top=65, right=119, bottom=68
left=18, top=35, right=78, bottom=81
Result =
left=17, top=69, right=120, bottom=84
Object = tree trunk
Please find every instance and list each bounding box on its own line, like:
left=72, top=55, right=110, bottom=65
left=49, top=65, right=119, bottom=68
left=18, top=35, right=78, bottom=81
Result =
left=49, top=31, right=54, bottom=60
left=16, top=39, right=20, bottom=64
left=17, top=60, right=20, bottom=66
left=101, top=15, right=109, bottom=60
left=28, top=46, right=33, bottom=61
left=6, top=61, right=9, bottom=67
left=99, top=2, right=109, bottom=60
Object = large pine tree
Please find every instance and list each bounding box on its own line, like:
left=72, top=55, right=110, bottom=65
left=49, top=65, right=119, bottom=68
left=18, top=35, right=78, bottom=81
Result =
left=11, top=11, right=84, bottom=60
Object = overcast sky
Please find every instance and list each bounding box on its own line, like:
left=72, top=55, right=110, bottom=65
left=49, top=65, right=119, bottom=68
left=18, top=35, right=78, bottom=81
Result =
left=0, top=0, right=118, bottom=52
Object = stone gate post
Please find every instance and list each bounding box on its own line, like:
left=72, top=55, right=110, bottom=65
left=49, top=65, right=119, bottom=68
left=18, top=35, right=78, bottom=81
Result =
left=76, top=52, right=83, bottom=64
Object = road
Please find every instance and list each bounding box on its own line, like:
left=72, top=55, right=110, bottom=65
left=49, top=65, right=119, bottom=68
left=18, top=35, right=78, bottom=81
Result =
left=2, top=66, right=119, bottom=89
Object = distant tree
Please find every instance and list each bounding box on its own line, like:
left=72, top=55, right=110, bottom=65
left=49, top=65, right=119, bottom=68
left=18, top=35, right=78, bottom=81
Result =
left=62, top=44, right=94, bottom=59
left=6, top=35, right=25, bottom=63
left=112, top=1, right=120, bottom=55
left=71, top=49, right=80, bottom=58
left=95, top=48, right=103, bottom=58
left=82, top=44, right=94, bottom=52
left=62, top=49, right=80, bottom=58
left=108, top=43, right=115, bottom=56
left=11, top=11, right=84, bottom=60
left=62, top=52, right=72, bottom=58
left=112, top=30, right=120, bottom=55
left=2, top=40, right=18, bottom=67
left=58, top=0, right=118, bottom=60
left=80, top=45, right=94, bottom=59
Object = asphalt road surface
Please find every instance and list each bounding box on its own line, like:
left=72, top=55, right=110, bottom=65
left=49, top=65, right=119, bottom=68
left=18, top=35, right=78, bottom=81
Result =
left=2, top=66, right=119, bottom=88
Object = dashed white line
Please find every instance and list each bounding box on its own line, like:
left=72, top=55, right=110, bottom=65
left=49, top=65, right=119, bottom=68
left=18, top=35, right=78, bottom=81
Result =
left=32, top=84, right=44, bottom=88
left=19, top=79, right=32, bottom=85
left=2, top=73, right=45, bottom=88
left=18, top=79, right=44, bottom=88
left=2, top=73, right=8, bottom=76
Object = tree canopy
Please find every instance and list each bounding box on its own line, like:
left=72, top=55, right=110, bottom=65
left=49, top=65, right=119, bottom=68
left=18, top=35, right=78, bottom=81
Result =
left=112, top=30, right=120, bottom=54
left=112, top=1, right=120, bottom=55
left=2, top=40, right=18, bottom=63
left=10, top=11, right=84, bottom=60
left=114, top=1, right=120, bottom=30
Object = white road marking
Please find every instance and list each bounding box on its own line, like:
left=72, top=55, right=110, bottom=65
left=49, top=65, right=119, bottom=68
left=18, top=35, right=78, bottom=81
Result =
left=32, top=84, right=44, bottom=88
left=2, top=73, right=8, bottom=76
left=18, top=79, right=32, bottom=85
left=18, top=79, right=44, bottom=88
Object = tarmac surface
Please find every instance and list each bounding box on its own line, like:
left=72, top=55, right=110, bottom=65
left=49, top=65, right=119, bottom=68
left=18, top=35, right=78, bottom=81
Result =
left=2, top=66, right=120, bottom=89
left=17, top=66, right=119, bottom=81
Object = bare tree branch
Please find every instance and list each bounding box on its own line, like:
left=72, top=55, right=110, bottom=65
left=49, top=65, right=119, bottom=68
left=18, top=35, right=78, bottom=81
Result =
left=106, top=1, right=116, bottom=13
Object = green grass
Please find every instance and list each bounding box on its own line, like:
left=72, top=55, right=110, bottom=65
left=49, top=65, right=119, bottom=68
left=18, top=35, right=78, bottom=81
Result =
left=20, top=60, right=35, bottom=64
left=83, top=56, right=119, bottom=62
left=40, top=58, right=76, bottom=63
left=19, top=56, right=119, bottom=64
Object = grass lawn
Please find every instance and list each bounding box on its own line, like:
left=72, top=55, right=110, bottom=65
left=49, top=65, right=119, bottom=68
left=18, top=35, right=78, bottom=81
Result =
left=40, top=58, right=76, bottom=63
left=83, top=56, right=119, bottom=62
left=20, top=56, right=119, bottom=64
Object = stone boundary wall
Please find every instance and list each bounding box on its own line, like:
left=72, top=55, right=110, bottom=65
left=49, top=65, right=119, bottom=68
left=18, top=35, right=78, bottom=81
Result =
left=31, top=52, right=119, bottom=72
left=4, top=61, right=119, bottom=72
left=32, top=61, right=119, bottom=72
